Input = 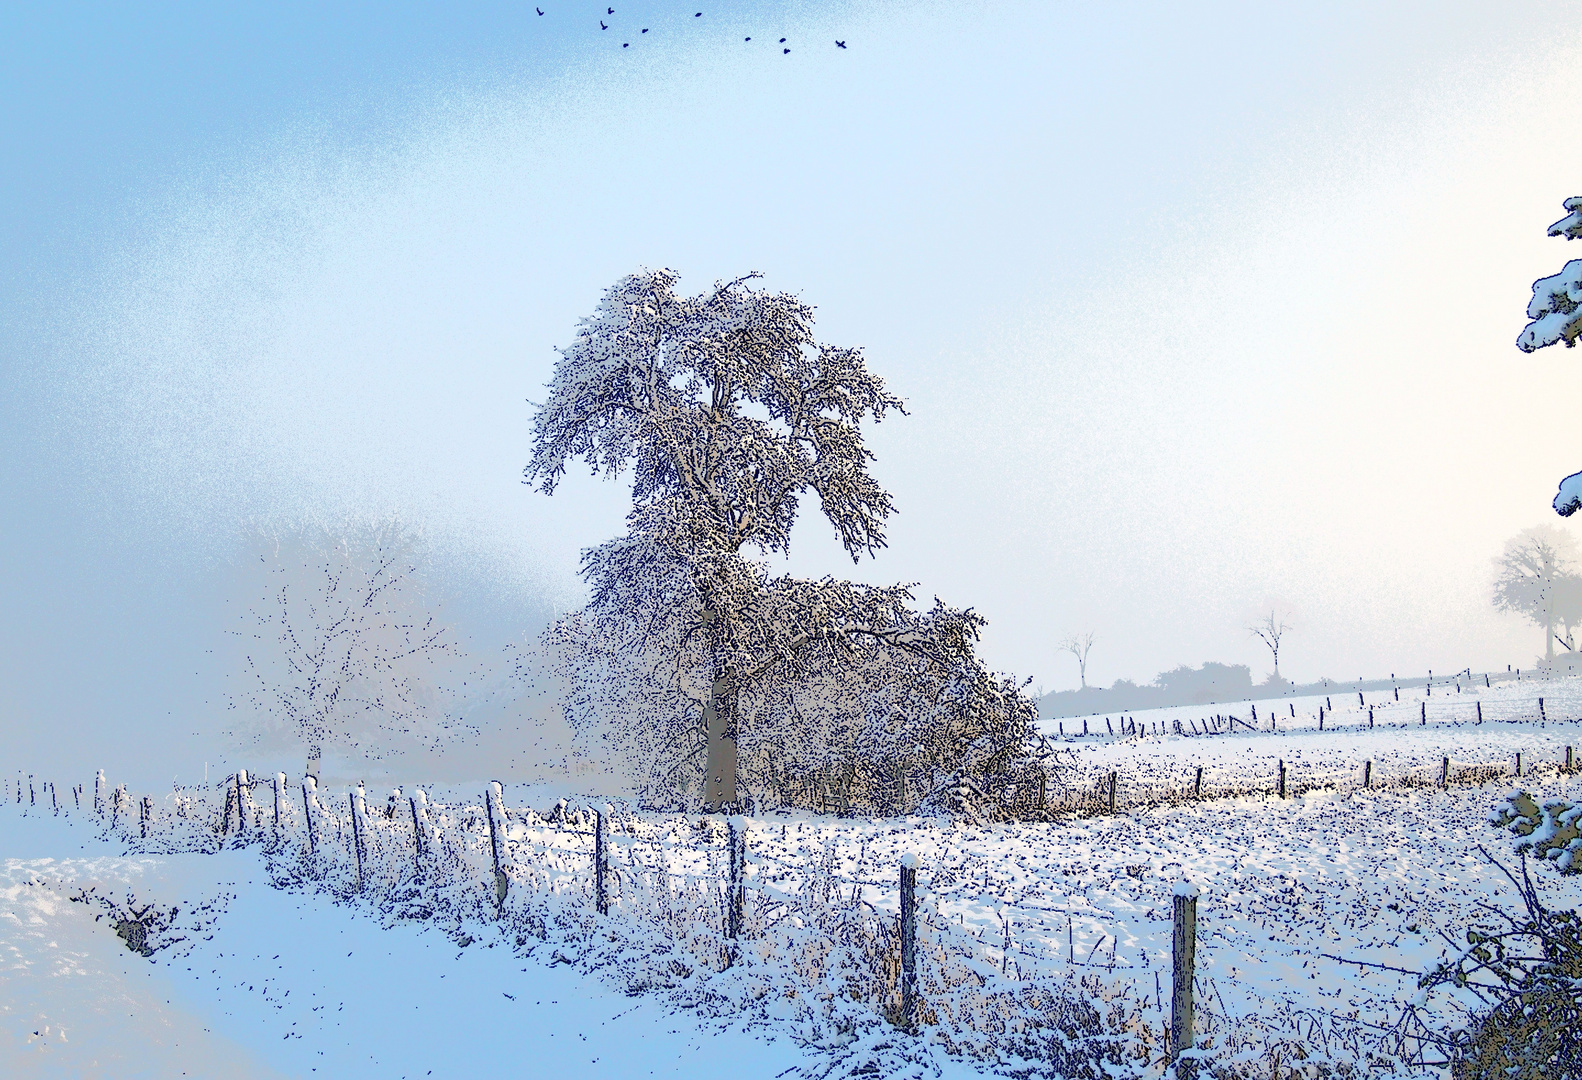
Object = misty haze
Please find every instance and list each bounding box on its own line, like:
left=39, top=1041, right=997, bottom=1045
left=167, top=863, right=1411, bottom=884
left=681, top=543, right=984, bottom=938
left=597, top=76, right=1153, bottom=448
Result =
left=5, top=4, right=1582, bottom=1078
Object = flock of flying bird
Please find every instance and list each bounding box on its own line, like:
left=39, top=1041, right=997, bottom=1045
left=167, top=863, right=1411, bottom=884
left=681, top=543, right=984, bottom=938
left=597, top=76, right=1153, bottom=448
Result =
left=530, top=6, right=847, bottom=52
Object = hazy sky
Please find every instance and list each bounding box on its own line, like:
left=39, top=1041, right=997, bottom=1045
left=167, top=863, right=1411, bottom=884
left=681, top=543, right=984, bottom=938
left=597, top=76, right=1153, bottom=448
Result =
left=6, top=1, right=1582, bottom=779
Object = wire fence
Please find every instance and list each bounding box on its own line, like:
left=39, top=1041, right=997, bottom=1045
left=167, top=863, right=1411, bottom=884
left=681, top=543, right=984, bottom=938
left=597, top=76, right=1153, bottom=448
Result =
left=6, top=754, right=1554, bottom=1079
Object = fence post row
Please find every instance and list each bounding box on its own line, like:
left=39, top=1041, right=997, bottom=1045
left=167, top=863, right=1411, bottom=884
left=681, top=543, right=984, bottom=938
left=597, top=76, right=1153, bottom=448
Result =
left=899, top=853, right=919, bottom=1033
left=485, top=781, right=509, bottom=908
left=596, top=804, right=611, bottom=917
left=726, top=814, right=746, bottom=939
left=1171, top=886, right=1199, bottom=1068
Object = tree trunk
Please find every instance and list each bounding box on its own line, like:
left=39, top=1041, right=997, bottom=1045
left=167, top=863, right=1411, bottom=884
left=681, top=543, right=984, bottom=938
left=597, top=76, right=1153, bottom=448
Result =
left=702, top=672, right=739, bottom=811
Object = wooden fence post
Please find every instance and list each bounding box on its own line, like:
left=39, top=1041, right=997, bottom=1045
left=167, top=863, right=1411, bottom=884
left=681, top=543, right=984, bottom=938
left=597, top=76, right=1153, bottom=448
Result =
left=1171, top=885, right=1200, bottom=1068
left=1358, top=691, right=1364, bottom=707
left=1107, top=773, right=1117, bottom=814
left=1568, top=746, right=1575, bottom=772
left=1318, top=707, right=1324, bottom=730
left=1278, top=760, right=1286, bottom=799
left=1083, top=718, right=1089, bottom=737
left=1193, top=767, right=1203, bottom=799
left=726, top=814, right=746, bottom=938
left=273, top=772, right=287, bottom=831
left=597, top=804, right=612, bottom=917
left=1363, top=761, right=1372, bottom=789
left=408, top=790, right=434, bottom=875
left=899, top=853, right=919, bottom=1032
left=485, top=781, right=509, bottom=908
left=220, top=773, right=236, bottom=835
left=350, top=785, right=369, bottom=892
left=1516, top=752, right=1522, bottom=778
left=1540, top=698, right=1547, bottom=723
left=302, top=776, right=323, bottom=854
left=1368, top=706, right=1374, bottom=728
left=1420, top=702, right=1426, bottom=725
left=237, top=768, right=253, bottom=834
left=1477, top=701, right=1483, bottom=723
left=1440, top=756, right=1450, bottom=788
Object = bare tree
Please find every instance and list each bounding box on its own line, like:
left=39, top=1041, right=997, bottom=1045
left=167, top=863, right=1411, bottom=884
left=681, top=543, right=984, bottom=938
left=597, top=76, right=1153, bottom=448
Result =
left=225, top=520, right=478, bottom=774
left=1493, top=525, right=1582, bottom=667
left=1248, top=611, right=1290, bottom=682
left=1060, top=632, right=1095, bottom=689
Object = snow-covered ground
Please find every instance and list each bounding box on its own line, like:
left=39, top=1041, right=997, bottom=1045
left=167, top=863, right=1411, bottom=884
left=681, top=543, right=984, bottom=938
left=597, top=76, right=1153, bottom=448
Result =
left=7, top=680, right=1582, bottom=1078
left=1, top=810, right=818, bottom=1079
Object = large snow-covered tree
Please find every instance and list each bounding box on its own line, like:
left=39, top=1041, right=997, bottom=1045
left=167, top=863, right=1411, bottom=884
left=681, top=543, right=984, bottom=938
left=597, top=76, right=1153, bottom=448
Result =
left=1516, top=197, right=1582, bottom=515
left=526, top=269, right=1041, bottom=813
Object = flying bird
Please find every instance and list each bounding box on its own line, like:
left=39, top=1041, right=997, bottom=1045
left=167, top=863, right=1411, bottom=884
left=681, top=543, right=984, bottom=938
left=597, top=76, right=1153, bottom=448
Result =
left=744, top=36, right=750, bottom=40
left=779, top=37, right=786, bottom=42
left=641, top=28, right=648, bottom=33
left=783, top=48, right=790, bottom=53
left=623, top=42, right=629, bottom=47
left=607, top=7, right=614, bottom=13
left=536, top=7, right=543, bottom=14
left=600, top=19, right=607, bottom=29
left=694, top=11, right=701, bottom=16
left=835, top=40, right=846, bottom=48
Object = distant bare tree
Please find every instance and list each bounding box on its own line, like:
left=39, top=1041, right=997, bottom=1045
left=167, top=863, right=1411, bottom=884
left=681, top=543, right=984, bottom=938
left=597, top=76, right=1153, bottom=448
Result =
left=1061, top=632, right=1095, bottom=689
left=225, top=520, right=479, bottom=774
left=1493, top=525, right=1582, bottom=667
left=1248, top=612, right=1290, bottom=682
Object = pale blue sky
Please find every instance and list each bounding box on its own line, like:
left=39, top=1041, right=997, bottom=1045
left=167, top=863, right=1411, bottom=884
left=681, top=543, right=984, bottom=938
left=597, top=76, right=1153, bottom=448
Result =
left=6, top=1, right=1582, bottom=780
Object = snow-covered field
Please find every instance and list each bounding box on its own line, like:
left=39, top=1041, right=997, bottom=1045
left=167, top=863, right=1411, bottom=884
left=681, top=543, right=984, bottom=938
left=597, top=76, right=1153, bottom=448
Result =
left=7, top=679, right=1582, bottom=1078
left=1036, top=675, right=1582, bottom=806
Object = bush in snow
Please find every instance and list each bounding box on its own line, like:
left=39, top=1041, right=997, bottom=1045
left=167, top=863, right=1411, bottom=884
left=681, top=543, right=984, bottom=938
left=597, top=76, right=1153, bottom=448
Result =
left=1408, top=850, right=1582, bottom=1080
left=1490, top=789, right=1582, bottom=871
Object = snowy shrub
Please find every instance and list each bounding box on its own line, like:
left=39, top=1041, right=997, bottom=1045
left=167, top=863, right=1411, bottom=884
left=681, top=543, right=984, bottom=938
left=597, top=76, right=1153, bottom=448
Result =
left=1490, top=789, right=1582, bottom=871
left=1406, top=851, right=1582, bottom=1080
